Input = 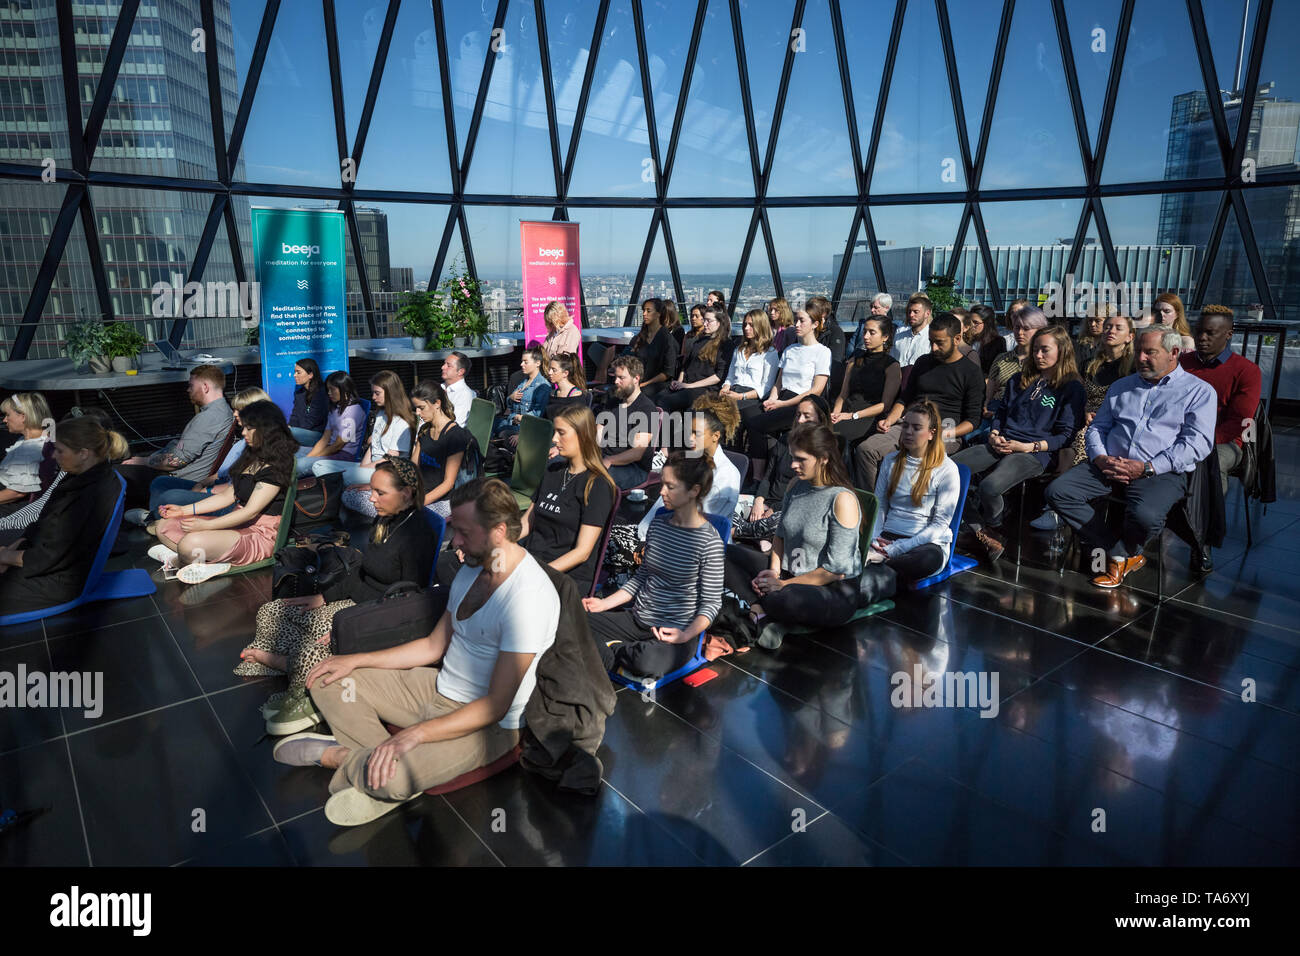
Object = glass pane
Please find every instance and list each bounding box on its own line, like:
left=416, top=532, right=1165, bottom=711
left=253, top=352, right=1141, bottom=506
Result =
left=1105, top=192, right=1204, bottom=308
left=637, top=221, right=675, bottom=325
left=464, top=204, right=557, bottom=331
left=1203, top=0, right=1260, bottom=110
left=838, top=217, right=882, bottom=312
left=735, top=241, right=775, bottom=315
left=567, top=0, right=655, bottom=198
left=345, top=201, right=450, bottom=337
left=2, top=2, right=72, bottom=166
left=868, top=202, right=965, bottom=296
left=639, top=0, right=696, bottom=152
left=665, top=207, right=753, bottom=305
left=767, top=206, right=855, bottom=300
left=544, top=0, right=601, bottom=161
left=737, top=0, right=791, bottom=155
left=1200, top=203, right=1262, bottom=315
left=566, top=206, right=653, bottom=325
left=945, top=0, right=1003, bottom=148
left=463, top=0, right=556, bottom=196
left=433, top=219, right=470, bottom=333
left=981, top=0, right=1086, bottom=188
left=90, top=1, right=219, bottom=180
left=1102, top=0, right=1224, bottom=184
left=332, top=0, right=388, bottom=147
left=1242, top=185, right=1299, bottom=322
left=1249, top=0, right=1300, bottom=176
left=1062, top=0, right=1123, bottom=150
left=176, top=216, right=248, bottom=352
left=766, top=0, right=856, bottom=197
left=237, top=3, right=342, bottom=186
left=73, top=0, right=126, bottom=128
left=37, top=214, right=102, bottom=363
left=226, top=0, right=270, bottom=122
left=667, top=0, right=752, bottom=197
left=442, top=0, right=497, bottom=165
left=965, top=199, right=1083, bottom=303
left=348, top=0, right=453, bottom=193
left=868, top=0, right=965, bottom=194
left=836, top=0, right=894, bottom=168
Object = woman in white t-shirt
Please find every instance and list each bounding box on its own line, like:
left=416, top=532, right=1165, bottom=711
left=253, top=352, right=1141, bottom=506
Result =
left=0, top=392, right=53, bottom=517
left=311, top=371, right=415, bottom=518
left=742, top=308, right=831, bottom=480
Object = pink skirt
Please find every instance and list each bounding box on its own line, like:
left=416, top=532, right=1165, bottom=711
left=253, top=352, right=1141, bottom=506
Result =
left=157, top=513, right=281, bottom=566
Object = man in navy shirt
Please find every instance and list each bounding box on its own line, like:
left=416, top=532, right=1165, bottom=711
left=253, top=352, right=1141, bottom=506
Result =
left=1046, top=328, right=1216, bottom=589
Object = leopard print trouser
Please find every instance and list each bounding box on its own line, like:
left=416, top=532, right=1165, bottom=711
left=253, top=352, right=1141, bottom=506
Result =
left=251, top=598, right=356, bottom=691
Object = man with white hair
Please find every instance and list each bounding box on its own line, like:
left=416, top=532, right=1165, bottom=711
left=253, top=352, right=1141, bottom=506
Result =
left=1046, top=328, right=1216, bottom=590
left=852, top=293, right=893, bottom=358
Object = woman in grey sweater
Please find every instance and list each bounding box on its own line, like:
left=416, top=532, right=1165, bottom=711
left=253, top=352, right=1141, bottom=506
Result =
left=724, top=423, right=862, bottom=649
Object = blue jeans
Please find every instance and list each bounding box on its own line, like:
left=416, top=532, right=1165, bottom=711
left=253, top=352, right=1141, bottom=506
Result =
left=148, top=475, right=210, bottom=515
left=290, top=427, right=323, bottom=446
left=608, top=462, right=650, bottom=490
left=311, top=459, right=375, bottom=486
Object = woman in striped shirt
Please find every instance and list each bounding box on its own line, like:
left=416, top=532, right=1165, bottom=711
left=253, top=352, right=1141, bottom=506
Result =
left=583, top=451, right=724, bottom=680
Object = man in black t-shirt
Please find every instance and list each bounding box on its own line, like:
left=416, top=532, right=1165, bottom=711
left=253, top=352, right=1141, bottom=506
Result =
left=853, top=313, right=985, bottom=489
left=598, top=356, right=658, bottom=489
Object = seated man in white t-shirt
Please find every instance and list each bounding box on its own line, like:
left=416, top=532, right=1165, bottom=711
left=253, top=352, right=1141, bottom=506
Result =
left=277, top=477, right=560, bottom=827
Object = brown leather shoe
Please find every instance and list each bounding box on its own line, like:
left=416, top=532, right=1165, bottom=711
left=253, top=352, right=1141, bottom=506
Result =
left=1091, top=555, right=1146, bottom=589
left=975, top=527, right=1005, bottom=562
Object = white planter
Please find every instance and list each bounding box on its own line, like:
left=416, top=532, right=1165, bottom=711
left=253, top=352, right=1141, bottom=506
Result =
left=411, top=336, right=427, bottom=351
left=110, top=355, right=139, bottom=373
left=87, top=355, right=112, bottom=375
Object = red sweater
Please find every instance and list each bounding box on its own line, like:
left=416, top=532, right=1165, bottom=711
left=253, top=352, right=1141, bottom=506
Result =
left=1179, top=350, right=1261, bottom=446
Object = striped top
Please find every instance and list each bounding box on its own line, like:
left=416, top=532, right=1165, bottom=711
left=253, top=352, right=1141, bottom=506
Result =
left=620, top=512, right=724, bottom=629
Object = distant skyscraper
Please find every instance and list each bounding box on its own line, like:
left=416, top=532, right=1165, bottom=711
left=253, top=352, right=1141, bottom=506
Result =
left=391, top=267, right=414, bottom=292
left=349, top=206, right=393, bottom=293
left=0, top=0, right=250, bottom=360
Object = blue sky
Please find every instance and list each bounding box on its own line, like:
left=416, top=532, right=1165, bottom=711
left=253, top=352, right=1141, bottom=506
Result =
left=227, top=0, right=1288, bottom=279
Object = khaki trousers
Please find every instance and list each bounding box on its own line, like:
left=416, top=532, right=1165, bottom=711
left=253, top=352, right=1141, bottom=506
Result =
left=312, top=666, right=519, bottom=800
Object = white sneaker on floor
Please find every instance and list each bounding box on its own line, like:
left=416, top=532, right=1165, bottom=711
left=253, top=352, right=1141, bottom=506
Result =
left=124, top=508, right=150, bottom=527
left=177, top=561, right=231, bottom=584
left=147, top=544, right=179, bottom=566
left=1029, top=509, right=1061, bottom=531
left=325, top=788, right=419, bottom=827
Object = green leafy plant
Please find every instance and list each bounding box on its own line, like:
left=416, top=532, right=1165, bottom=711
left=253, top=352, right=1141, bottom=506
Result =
left=395, top=289, right=454, bottom=347
left=244, top=325, right=259, bottom=347
left=923, top=274, right=969, bottom=312
left=103, top=322, right=147, bottom=359
left=440, top=259, right=488, bottom=344
left=66, top=319, right=112, bottom=367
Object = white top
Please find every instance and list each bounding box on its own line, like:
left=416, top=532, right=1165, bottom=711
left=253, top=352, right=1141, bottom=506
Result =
left=870, top=453, right=961, bottom=562
left=0, top=436, right=47, bottom=494
left=1003, top=331, right=1015, bottom=352
left=777, top=342, right=832, bottom=395
left=368, top=412, right=412, bottom=461
left=892, top=323, right=931, bottom=368
left=439, top=552, right=560, bottom=729
left=724, top=346, right=779, bottom=397
left=446, top=378, right=477, bottom=427
left=637, top=449, right=740, bottom=542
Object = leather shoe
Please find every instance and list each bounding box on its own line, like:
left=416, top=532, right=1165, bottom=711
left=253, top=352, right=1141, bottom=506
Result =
left=1191, top=547, right=1213, bottom=573
left=1091, top=555, right=1146, bottom=589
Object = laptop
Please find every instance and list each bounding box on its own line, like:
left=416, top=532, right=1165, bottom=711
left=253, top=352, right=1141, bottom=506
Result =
left=153, top=340, right=188, bottom=369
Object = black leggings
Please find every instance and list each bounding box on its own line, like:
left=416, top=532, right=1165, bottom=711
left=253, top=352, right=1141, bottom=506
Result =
left=882, top=542, right=947, bottom=585
left=588, top=608, right=699, bottom=679
left=725, top=544, right=861, bottom=627
left=743, top=390, right=800, bottom=461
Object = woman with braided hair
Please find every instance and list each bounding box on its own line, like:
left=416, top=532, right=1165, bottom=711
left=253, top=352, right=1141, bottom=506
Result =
left=237, top=457, right=437, bottom=736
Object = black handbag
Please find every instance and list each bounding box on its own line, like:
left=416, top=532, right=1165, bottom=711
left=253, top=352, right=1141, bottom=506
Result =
left=331, top=581, right=448, bottom=656
left=290, top=472, right=344, bottom=530
left=271, top=543, right=361, bottom=599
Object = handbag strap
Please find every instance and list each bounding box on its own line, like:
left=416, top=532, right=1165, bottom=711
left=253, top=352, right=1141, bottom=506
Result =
left=382, top=580, right=422, bottom=599
left=294, top=474, right=329, bottom=518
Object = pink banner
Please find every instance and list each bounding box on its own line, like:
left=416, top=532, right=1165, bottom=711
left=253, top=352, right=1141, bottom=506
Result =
left=521, top=220, right=582, bottom=358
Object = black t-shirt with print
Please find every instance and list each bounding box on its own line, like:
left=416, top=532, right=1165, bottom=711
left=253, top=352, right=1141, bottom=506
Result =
left=523, top=459, right=616, bottom=596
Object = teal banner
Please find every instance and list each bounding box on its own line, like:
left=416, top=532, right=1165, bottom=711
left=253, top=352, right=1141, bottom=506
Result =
left=251, top=207, right=350, bottom=415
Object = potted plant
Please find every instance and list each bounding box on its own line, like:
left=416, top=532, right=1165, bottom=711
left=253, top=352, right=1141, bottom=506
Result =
left=395, top=290, right=443, bottom=351
left=440, top=261, right=487, bottom=347
left=66, top=319, right=113, bottom=374
left=922, top=274, right=969, bottom=312
left=1246, top=303, right=1265, bottom=322
left=104, top=322, right=147, bottom=372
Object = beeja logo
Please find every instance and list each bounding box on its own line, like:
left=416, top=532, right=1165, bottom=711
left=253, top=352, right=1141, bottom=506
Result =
left=282, top=242, right=321, bottom=256
left=538, top=247, right=564, bottom=258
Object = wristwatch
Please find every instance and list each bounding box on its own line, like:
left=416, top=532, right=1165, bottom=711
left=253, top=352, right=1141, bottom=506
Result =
left=1143, top=461, right=1154, bottom=478
left=852, top=411, right=859, bottom=420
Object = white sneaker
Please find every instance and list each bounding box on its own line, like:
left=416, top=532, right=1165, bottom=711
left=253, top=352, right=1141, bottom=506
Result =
left=325, top=788, right=419, bottom=827
left=147, top=544, right=179, bottom=566
left=1029, top=509, right=1061, bottom=531
left=177, top=562, right=231, bottom=584
left=124, top=508, right=150, bottom=527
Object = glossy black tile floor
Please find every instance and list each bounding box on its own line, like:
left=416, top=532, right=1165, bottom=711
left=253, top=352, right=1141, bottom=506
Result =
left=3, top=430, right=1299, bottom=866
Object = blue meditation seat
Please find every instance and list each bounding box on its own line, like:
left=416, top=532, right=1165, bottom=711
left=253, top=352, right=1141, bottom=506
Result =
left=910, top=462, right=978, bottom=590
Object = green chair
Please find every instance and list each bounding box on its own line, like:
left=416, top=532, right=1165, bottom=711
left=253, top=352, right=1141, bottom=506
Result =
left=213, top=477, right=298, bottom=577
left=466, top=398, right=495, bottom=462
left=509, top=414, right=554, bottom=510
left=784, top=487, right=894, bottom=634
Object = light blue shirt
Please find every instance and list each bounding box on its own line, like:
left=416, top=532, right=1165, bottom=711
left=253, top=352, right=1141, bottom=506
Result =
left=1084, top=365, right=1216, bottom=475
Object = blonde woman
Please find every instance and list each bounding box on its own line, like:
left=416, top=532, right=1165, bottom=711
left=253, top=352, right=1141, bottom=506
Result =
left=0, top=391, right=53, bottom=515
left=542, top=300, right=580, bottom=362
left=867, top=401, right=961, bottom=586
left=332, top=369, right=418, bottom=518
left=767, top=297, right=796, bottom=353
left=722, top=308, right=779, bottom=432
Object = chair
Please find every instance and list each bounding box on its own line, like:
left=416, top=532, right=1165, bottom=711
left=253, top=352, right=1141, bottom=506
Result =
left=723, top=449, right=750, bottom=489
left=421, top=506, right=446, bottom=571
left=0, top=473, right=155, bottom=626
left=588, top=489, right=624, bottom=597
left=784, top=488, right=894, bottom=635
left=910, top=463, right=978, bottom=590
left=206, top=421, right=240, bottom=481
left=205, top=477, right=298, bottom=577
left=508, top=414, right=554, bottom=510
left=465, top=397, right=495, bottom=462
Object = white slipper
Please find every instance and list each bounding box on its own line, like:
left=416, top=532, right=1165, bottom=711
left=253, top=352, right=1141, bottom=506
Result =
left=148, top=544, right=179, bottom=566
left=177, top=562, right=231, bottom=584
left=324, top=788, right=419, bottom=827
